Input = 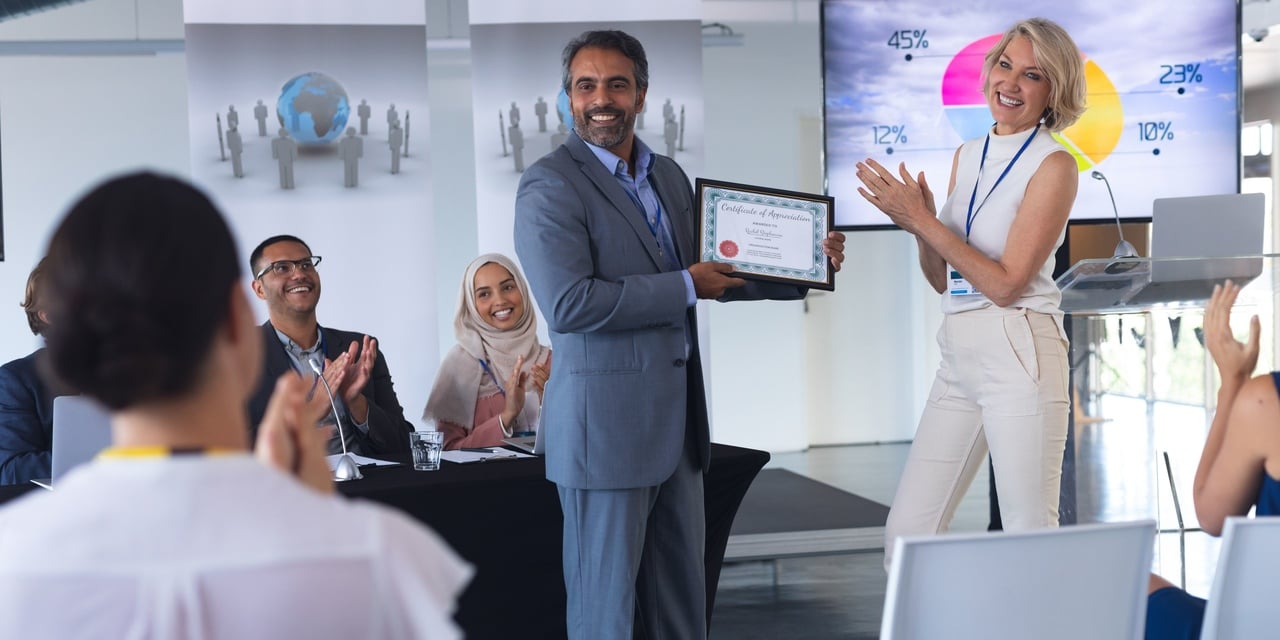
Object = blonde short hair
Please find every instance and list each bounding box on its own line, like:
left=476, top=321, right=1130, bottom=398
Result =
left=982, top=18, right=1087, bottom=132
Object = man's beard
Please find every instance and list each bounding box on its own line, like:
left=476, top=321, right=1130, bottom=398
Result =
left=574, top=106, right=636, bottom=152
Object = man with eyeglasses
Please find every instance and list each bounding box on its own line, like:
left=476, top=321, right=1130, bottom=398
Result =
left=245, top=235, right=413, bottom=456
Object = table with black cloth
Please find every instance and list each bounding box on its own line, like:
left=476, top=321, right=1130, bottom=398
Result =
left=0, top=442, right=769, bottom=639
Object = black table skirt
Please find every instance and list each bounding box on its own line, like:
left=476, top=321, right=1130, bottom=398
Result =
left=0, top=443, right=769, bottom=639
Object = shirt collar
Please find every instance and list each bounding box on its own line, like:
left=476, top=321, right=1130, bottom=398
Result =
left=273, top=325, right=322, bottom=356
left=583, top=135, right=655, bottom=182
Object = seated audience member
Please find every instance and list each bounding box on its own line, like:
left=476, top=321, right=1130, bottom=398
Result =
left=0, top=173, right=470, bottom=638
left=424, top=253, right=551, bottom=449
left=1146, top=281, right=1275, bottom=639
left=0, top=258, right=57, bottom=485
left=247, top=234, right=414, bottom=456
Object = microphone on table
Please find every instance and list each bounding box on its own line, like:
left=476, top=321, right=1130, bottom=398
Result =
left=1091, top=171, right=1139, bottom=274
left=309, top=359, right=362, bottom=481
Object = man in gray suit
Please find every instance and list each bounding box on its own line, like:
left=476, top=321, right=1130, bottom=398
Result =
left=515, top=30, right=844, bottom=640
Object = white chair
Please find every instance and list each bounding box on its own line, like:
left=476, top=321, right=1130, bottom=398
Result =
left=881, top=520, right=1156, bottom=640
left=1199, top=516, right=1280, bottom=640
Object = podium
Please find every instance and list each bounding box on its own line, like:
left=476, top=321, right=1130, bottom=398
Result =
left=1058, top=254, right=1276, bottom=314
left=1056, top=254, right=1277, bottom=582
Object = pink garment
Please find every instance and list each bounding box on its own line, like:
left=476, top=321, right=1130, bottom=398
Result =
left=439, top=392, right=509, bottom=450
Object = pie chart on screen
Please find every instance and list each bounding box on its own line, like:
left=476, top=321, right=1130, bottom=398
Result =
left=941, top=35, right=1124, bottom=172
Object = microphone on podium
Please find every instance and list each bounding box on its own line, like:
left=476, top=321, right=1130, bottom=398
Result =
left=309, top=359, right=362, bottom=482
left=1091, top=171, right=1137, bottom=259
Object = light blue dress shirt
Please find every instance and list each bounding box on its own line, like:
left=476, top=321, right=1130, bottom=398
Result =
left=583, top=136, right=696, bottom=307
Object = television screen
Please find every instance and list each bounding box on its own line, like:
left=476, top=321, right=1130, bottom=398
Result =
left=822, top=1, right=1240, bottom=230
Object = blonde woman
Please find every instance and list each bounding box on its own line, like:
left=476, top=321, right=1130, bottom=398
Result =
left=856, top=17, right=1087, bottom=567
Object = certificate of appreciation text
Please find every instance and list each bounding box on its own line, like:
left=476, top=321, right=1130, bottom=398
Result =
left=696, top=179, right=835, bottom=290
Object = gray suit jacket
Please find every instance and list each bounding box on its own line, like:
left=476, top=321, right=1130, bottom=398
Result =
left=515, top=132, right=803, bottom=490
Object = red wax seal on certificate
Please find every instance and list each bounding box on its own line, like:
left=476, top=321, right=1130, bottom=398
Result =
left=719, top=240, right=739, bottom=258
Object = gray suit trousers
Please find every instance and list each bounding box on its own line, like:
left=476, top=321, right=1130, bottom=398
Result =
left=557, top=432, right=706, bottom=640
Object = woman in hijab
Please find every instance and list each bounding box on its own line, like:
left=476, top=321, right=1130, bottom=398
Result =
left=425, top=253, right=551, bottom=450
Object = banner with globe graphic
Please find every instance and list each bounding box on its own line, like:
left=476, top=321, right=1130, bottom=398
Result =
left=466, top=1, right=704, bottom=265
left=182, top=4, right=440, bottom=425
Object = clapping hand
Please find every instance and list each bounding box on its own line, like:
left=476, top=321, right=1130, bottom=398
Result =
left=1204, top=280, right=1260, bottom=387
left=256, top=373, right=335, bottom=494
left=501, top=354, right=530, bottom=431
left=323, top=335, right=377, bottom=423
left=531, top=353, right=552, bottom=396
left=855, top=158, right=937, bottom=235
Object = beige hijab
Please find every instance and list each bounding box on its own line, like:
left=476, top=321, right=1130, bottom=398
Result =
left=423, top=253, right=550, bottom=429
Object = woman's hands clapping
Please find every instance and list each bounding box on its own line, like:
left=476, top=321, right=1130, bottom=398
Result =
left=855, top=158, right=937, bottom=235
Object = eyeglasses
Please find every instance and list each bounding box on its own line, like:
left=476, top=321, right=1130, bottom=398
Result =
left=255, top=256, right=322, bottom=280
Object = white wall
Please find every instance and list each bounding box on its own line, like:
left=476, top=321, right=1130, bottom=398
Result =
left=701, top=21, right=926, bottom=449
left=1246, top=84, right=1280, bottom=123
left=0, top=0, right=189, bottom=365
left=0, top=53, right=191, bottom=359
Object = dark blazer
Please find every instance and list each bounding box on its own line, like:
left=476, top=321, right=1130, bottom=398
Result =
left=0, top=349, right=56, bottom=485
left=247, top=322, right=412, bottom=456
left=514, top=132, right=804, bottom=490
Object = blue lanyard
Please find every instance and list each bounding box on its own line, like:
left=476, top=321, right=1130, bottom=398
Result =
left=965, top=123, right=1039, bottom=239
left=478, top=359, right=506, bottom=396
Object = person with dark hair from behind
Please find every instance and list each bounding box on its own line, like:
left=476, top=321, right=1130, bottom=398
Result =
left=0, top=258, right=59, bottom=485
left=0, top=172, right=470, bottom=637
left=246, top=234, right=413, bottom=456
left=1145, top=280, right=1275, bottom=639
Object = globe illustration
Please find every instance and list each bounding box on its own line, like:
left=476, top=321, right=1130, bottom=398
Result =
left=276, top=71, right=350, bottom=145
left=556, top=88, right=573, bottom=128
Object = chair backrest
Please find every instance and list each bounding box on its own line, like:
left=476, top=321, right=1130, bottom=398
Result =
left=1199, top=516, right=1280, bottom=640
left=881, top=520, right=1156, bottom=640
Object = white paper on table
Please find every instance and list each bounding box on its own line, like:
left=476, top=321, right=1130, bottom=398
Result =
left=325, top=453, right=400, bottom=471
left=440, top=448, right=534, bottom=464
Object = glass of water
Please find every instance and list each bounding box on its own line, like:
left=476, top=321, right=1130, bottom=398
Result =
left=410, top=430, right=443, bottom=471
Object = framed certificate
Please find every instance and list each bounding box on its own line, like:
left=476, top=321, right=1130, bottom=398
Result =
left=695, top=179, right=835, bottom=291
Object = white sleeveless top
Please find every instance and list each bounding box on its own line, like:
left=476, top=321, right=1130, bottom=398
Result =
left=938, top=125, right=1070, bottom=317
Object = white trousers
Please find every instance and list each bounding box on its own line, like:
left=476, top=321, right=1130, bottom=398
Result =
left=884, top=306, right=1070, bottom=570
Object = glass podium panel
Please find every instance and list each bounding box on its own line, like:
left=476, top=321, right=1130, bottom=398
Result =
left=1057, top=254, right=1280, bottom=315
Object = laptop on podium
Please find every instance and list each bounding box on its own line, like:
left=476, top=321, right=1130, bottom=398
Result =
left=1125, top=193, right=1265, bottom=306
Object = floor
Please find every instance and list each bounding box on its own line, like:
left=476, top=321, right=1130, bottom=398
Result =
left=709, top=394, right=1220, bottom=639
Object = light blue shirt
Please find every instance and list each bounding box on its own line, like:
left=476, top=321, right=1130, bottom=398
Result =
left=583, top=137, right=697, bottom=307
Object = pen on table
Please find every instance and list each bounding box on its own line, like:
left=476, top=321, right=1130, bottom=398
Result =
left=461, top=447, right=496, bottom=453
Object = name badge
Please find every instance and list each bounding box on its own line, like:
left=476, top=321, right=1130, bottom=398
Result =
left=948, top=267, right=979, bottom=296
